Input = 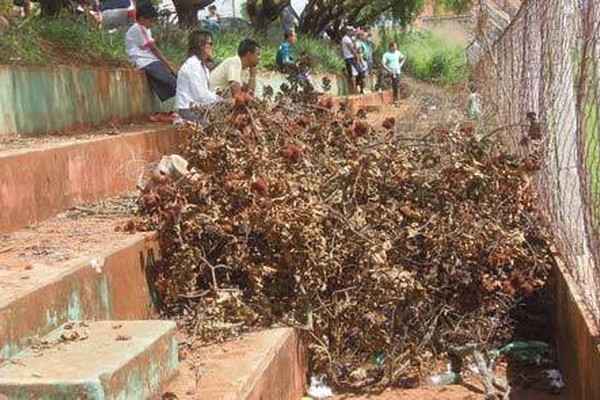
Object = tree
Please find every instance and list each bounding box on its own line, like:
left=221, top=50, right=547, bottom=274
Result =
left=39, top=0, right=63, bottom=17
left=172, top=0, right=214, bottom=28
left=246, top=0, right=287, bottom=31
left=297, top=0, right=472, bottom=39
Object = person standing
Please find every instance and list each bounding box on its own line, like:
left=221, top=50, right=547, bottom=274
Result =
left=175, top=30, right=221, bottom=122
left=210, top=39, right=262, bottom=95
left=125, top=4, right=177, bottom=102
left=280, top=5, right=298, bottom=33
left=341, top=26, right=359, bottom=94
left=382, top=42, right=405, bottom=106
left=276, top=29, right=297, bottom=70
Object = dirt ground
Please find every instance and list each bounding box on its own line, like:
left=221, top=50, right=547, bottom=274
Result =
left=0, top=195, right=136, bottom=269
left=0, top=122, right=171, bottom=152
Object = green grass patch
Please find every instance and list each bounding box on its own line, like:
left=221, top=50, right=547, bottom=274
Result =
left=378, top=30, right=467, bottom=83
left=0, top=17, right=343, bottom=73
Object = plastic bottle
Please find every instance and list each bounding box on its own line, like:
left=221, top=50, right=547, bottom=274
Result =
left=426, top=371, right=461, bottom=386
left=498, top=340, right=551, bottom=364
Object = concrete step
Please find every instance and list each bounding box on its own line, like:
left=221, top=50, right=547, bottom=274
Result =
left=0, top=209, right=158, bottom=360
left=0, top=320, right=178, bottom=400
left=0, top=124, right=183, bottom=233
left=166, top=328, right=307, bottom=400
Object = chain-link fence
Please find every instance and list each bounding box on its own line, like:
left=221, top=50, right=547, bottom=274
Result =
left=472, top=0, right=600, bottom=323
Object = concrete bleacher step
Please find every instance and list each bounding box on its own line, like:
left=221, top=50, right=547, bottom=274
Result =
left=0, top=320, right=178, bottom=400
left=166, top=328, right=307, bottom=400
left=0, top=124, right=183, bottom=233
left=0, top=209, right=159, bottom=360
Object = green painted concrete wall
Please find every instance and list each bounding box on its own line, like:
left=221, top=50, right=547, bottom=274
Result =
left=0, top=65, right=346, bottom=137
left=0, top=65, right=169, bottom=137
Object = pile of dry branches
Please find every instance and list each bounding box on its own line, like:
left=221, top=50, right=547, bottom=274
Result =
left=134, top=90, right=553, bottom=388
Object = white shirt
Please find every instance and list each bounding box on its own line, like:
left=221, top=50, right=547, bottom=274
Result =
left=341, top=35, right=355, bottom=59
left=210, top=56, right=249, bottom=92
left=175, top=55, right=220, bottom=109
left=125, top=23, right=159, bottom=69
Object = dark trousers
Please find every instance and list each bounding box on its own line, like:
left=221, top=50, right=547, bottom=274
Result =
left=391, top=74, right=400, bottom=102
left=143, top=61, right=177, bottom=102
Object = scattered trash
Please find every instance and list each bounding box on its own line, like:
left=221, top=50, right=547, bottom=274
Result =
left=112, top=324, right=123, bottom=330
left=115, top=334, right=132, bottom=341
left=307, top=375, right=334, bottom=398
left=60, top=321, right=90, bottom=342
left=493, top=340, right=553, bottom=365
left=426, top=371, right=461, bottom=386
left=543, top=369, right=565, bottom=393
left=89, top=258, right=104, bottom=274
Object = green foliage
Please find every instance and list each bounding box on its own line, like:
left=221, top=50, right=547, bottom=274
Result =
left=0, top=0, right=12, bottom=18
left=0, top=23, right=45, bottom=64
left=379, top=30, right=467, bottom=83
left=37, top=18, right=127, bottom=63
left=296, top=36, right=344, bottom=73
left=0, top=18, right=343, bottom=74
left=437, top=0, right=473, bottom=14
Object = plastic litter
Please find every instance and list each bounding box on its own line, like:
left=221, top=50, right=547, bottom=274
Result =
left=426, top=371, right=461, bottom=386
left=493, top=340, right=553, bottom=365
left=543, top=369, right=565, bottom=393
left=307, top=375, right=334, bottom=399
left=89, top=258, right=104, bottom=274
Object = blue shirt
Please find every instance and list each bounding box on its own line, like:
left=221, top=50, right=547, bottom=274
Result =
left=276, top=41, right=294, bottom=69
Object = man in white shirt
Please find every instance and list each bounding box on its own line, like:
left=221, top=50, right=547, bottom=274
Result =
left=175, top=30, right=220, bottom=122
left=125, top=4, right=177, bottom=101
left=341, top=26, right=359, bottom=94
left=210, top=39, right=261, bottom=95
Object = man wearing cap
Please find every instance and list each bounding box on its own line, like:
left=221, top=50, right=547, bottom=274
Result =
left=341, top=26, right=359, bottom=94
left=125, top=4, right=177, bottom=102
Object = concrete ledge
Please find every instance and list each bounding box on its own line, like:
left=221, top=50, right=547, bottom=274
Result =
left=0, top=233, right=159, bottom=360
left=0, top=66, right=170, bottom=137
left=0, top=125, right=184, bottom=233
left=338, top=91, right=393, bottom=112
left=0, top=320, right=178, bottom=400
left=554, top=252, right=600, bottom=400
left=168, top=328, right=307, bottom=399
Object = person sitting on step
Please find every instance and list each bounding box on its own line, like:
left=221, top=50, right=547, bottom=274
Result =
left=125, top=3, right=177, bottom=102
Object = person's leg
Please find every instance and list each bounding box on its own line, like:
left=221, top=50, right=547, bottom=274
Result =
left=143, top=61, right=177, bottom=102
left=178, top=109, right=203, bottom=123
left=391, top=74, right=399, bottom=104
left=358, top=72, right=365, bottom=94
left=345, top=59, right=357, bottom=94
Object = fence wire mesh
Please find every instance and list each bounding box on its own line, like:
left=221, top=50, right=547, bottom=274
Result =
left=473, top=0, right=600, bottom=322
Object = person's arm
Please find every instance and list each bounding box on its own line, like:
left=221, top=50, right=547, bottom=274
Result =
left=350, top=41, right=360, bottom=59
left=245, top=67, right=257, bottom=93
left=397, top=51, right=406, bottom=68
left=381, top=54, right=392, bottom=73
left=149, top=43, right=176, bottom=73
left=223, top=60, right=244, bottom=95
left=192, top=65, right=220, bottom=105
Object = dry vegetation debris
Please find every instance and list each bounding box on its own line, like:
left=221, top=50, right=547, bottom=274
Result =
left=133, top=88, right=552, bottom=389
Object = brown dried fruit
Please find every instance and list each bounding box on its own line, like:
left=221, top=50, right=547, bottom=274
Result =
left=317, top=95, right=334, bottom=109
left=281, top=145, right=303, bottom=164
left=353, top=121, right=369, bottom=136
left=251, top=179, right=269, bottom=196
left=382, top=117, right=396, bottom=130
left=234, top=91, right=252, bottom=106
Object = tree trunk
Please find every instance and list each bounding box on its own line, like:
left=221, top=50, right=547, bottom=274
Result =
left=40, top=0, right=62, bottom=17
left=246, top=0, right=287, bottom=32
left=173, top=0, right=198, bottom=28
